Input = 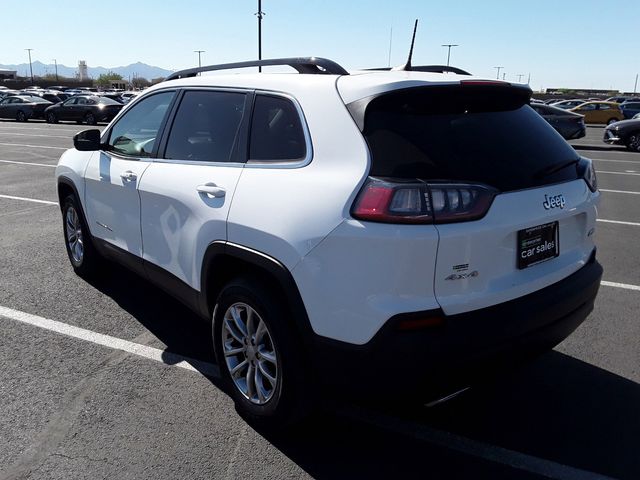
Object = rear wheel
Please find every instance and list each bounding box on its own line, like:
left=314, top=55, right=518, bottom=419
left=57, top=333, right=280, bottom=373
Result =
left=626, top=133, right=640, bottom=152
left=213, top=277, right=311, bottom=429
left=46, top=112, right=57, bottom=124
left=61, top=195, right=100, bottom=277
left=85, top=112, right=97, bottom=125
left=16, top=110, right=27, bottom=122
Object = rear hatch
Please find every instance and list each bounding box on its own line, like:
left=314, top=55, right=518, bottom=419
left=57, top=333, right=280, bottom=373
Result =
left=350, top=82, right=599, bottom=315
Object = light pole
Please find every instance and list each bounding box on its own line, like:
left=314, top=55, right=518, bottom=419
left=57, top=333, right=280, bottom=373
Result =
left=494, top=66, right=503, bottom=80
left=52, top=59, right=58, bottom=82
left=255, top=0, right=265, bottom=72
left=25, top=48, right=34, bottom=85
left=441, top=44, right=458, bottom=67
left=516, top=74, right=524, bottom=83
left=634, top=73, right=638, bottom=95
left=194, top=50, right=205, bottom=68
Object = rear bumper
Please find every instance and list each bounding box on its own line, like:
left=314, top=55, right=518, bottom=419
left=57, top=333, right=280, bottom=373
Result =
left=311, top=255, right=602, bottom=398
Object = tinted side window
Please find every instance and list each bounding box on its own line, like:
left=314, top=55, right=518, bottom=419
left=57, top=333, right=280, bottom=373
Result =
left=249, top=95, right=306, bottom=161
left=107, top=91, right=175, bottom=157
left=164, top=90, right=246, bottom=162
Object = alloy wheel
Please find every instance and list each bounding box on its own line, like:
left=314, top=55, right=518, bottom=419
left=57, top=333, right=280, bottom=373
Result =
left=221, top=302, right=278, bottom=405
left=65, top=206, right=84, bottom=264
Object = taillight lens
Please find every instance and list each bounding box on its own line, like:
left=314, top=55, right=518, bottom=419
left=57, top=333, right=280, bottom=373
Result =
left=578, top=157, right=598, bottom=192
left=351, top=177, right=498, bottom=224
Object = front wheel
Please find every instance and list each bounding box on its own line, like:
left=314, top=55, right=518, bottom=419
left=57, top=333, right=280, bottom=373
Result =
left=85, top=113, right=97, bottom=125
left=61, top=195, right=100, bottom=277
left=46, top=112, right=57, bottom=124
left=626, top=133, right=640, bottom=152
left=16, top=110, right=27, bottom=122
left=213, top=277, right=311, bottom=429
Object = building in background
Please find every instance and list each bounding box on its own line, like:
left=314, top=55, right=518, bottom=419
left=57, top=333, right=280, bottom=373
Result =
left=78, top=60, right=88, bottom=81
left=0, top=69, right=17, bottom=80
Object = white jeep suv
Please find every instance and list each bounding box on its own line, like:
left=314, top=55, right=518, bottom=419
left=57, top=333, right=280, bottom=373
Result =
left=56, top=57, right=602, bottom=424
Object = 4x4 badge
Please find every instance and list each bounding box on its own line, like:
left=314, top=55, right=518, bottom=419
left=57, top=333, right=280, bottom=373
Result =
left=445, top=271, right=479, bottom=281
left=543, top=194, right=566, bottom=210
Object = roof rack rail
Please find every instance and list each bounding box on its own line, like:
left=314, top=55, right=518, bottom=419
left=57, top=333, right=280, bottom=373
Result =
left=166, top=57, right=349, bottom=81
left=364, top=65, right=472, bottom=76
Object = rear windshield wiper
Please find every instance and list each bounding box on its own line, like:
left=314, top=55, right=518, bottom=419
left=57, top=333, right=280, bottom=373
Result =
left=534, top=158, right=580, bottom=179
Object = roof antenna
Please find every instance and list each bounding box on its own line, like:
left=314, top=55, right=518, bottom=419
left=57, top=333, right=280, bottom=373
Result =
left=392, top=19, right=418, bottom=71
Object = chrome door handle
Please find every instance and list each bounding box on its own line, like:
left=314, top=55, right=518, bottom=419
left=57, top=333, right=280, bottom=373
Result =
left=196, top=183, right=226, bottom=198
left=120, top=171, right=137, bottom=182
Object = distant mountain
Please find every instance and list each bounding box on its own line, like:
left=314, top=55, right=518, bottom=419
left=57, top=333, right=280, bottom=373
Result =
left=0, top=61, right=173, bottom=80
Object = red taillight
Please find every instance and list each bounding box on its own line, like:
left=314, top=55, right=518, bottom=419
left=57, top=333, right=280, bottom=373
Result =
left=351, top=177, right=498, bottom=224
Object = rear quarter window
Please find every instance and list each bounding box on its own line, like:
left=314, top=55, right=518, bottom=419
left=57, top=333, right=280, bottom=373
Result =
left=249, top=95, right=306, bottom=162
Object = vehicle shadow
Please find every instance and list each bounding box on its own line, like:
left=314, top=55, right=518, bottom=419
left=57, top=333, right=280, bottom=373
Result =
left=406, top=351, right=640, bottom=480
left=84, top=263, right=639, bottom=479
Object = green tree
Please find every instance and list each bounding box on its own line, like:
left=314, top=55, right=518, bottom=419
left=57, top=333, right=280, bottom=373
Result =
left=96, top=72, right=123, bottom=87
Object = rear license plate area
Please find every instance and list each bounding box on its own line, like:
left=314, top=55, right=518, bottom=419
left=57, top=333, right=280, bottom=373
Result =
left=517, top=221, right=559, bottom=269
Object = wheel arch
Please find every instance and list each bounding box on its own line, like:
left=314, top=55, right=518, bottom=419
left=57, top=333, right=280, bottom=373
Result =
left=57, top=176, right=93, bottom=237
left=200, top=242, right=314, bottom=347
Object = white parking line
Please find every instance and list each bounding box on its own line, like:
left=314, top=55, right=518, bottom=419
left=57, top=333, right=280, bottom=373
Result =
left=0, top=142, right=66, bottom=150
left=0, top=194, right=57, bottom=205
left=0, top=303, right=618, bottom=480
left=596, top=170, right=640, bottom=176
left=592, top=158, right=640, bottom=164
left=0, top=159, right=56, bottom=168
left=0, top=125, right=95, bottom=131
left=0, top=132, right=71, bottom=139
left=597, top=219, right=640, bottom=227
left=600, top=189, right=640, bottom=195
left=601, top=281, right=640, bottom=292
left=0, top=305, right=220, bottom=377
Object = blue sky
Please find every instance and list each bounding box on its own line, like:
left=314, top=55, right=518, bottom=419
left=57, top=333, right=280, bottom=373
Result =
left=2, top=0, right=639, bottom=92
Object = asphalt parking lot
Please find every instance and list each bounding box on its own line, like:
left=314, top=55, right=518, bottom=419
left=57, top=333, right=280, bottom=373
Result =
left=0, top=119, right=638, bottom=480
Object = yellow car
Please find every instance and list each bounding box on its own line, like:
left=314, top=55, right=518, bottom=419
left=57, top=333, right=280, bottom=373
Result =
left=570, top=101, right=624, bottom=125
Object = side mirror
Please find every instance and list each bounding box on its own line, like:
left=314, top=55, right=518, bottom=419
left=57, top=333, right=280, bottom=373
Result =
left=73, top=129, right=102, bottom=151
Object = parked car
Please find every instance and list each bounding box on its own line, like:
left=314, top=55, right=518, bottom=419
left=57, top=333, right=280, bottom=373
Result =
left=55, top=57, right=602, bottom=425
left=0, top=95, right=52, bottom=121
left=620, top=102, right=640, bottom=119
left=603, top=118, right=640, bottom=152
left=606, top=96, right=638, bottom=104
left=120, top=91, right=139, bottom=104
left=45, top=95, right=123, bottom=125
left=21, top=90, right=64, bottom=105
left=570, top=101, right=624, bottom=125
left=545, top=98, right=565, bottom=104
left=0, top=89, right=19, bottom=100
left=531, top=103, right=585, bottom=139
left=550, top=99, right=586, bottom=110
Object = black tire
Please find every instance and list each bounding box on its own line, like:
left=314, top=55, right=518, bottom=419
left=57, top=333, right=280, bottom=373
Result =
left=213, top=276, right=311, bottom=429
left=46, top=112, right=57, bottom=124
left=61, top=194, right=100, bottom=277
left=16, top=110, right=27, bottom=122
left=85, top=112, right=97, bottom=125
left=626, top=133, right=640, bottom=152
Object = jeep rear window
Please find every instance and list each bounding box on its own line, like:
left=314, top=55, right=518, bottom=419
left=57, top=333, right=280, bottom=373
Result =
left=360, top=85, right=581, bottom=191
